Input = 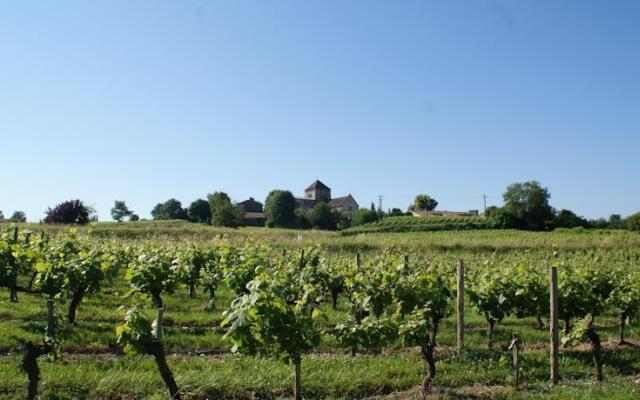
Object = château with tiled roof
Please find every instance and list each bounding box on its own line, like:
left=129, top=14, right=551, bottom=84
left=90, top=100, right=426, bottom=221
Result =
left=296, top=180, right=359, bottom=212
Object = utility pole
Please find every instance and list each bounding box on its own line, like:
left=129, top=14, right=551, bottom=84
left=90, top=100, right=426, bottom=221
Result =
left=483, top=194, right=487, bottom=214
left=378, top=195, right=383, bottom=213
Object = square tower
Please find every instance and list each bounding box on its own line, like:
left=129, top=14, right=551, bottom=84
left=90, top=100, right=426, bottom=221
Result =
left=305, top=180, right=331, bottom=202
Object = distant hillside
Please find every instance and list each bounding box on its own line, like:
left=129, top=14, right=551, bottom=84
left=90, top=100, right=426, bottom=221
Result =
left=343, top=215, right=499, bottom=235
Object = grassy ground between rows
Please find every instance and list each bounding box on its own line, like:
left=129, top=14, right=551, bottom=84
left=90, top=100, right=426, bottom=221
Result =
left=2, top=348, right=640, bottom=399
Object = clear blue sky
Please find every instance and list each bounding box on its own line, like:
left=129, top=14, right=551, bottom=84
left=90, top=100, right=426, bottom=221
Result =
left=1, top=1, right=639, bottom=221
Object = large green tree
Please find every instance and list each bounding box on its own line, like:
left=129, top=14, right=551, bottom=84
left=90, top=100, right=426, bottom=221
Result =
left=408, top=194, right=438, bottom=212
left=111, top=201, right=133, bottom=222
left=502, top=181, right=554, bottom=231
left=187, top=199, right=212, bottom=224
left=627, top=212, right=640, bottom=231
left=308, top=202, right=337, bottom=230
left=151, top=199, right=188, bottom=221
left=207, top=192, right=244, bottom=227
left=10, top=211, right=26, bottom=222
left=608, top=214, right=624, bottom=229
left=264, top=190, right=297, bottom=228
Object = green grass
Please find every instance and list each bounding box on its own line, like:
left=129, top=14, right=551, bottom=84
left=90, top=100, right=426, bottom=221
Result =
left=2, top=347, right=640, bottom=399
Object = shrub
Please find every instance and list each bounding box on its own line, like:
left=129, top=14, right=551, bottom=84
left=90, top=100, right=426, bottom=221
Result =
left=351, top=209, right=378, bottom=226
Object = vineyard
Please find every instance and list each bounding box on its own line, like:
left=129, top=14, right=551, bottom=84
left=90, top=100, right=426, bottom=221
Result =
left=343, top=216, right=500, bottom=235
left=2, top=225, right=640, bottom=399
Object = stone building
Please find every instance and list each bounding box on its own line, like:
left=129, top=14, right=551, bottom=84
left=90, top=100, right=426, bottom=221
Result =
left=328, top=194, right=359, bottom=212
left=295, top=180, right=359, bottom=212
left=237, top=197, right=266, bottom=226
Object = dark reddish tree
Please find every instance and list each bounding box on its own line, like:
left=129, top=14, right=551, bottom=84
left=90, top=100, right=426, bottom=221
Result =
left=44, top=200, right=93, bottom=224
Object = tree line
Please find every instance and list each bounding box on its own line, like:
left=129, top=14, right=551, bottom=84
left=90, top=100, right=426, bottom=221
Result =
left=8, top=180, right=639, bottom=232
left=135, top=190, right=382, bottom=230
left=410, top=181, right=640, bottom=232
left=485, top=181, right=640, bottom=231
left=0, top=210, right=27, bottom=223
left=146, top=192, right=245, bottom=227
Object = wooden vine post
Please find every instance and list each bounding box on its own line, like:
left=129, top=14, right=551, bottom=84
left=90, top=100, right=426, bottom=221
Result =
left=508, top=333, right=522, bottom=389
left=550, top=266, right=559, bottom=385
left=8, top=226, right=20, bottom=302
left=456, top=259, right=464, bottom=353
left=351, top=253, right=362, bottom=356
left=293, top=353, right=302, bottom=400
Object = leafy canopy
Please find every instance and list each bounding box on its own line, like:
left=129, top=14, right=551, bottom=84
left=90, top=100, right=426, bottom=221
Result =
left=187, top=198, right=212, bottom=224
left=207, top=192, right=244, bottom=227
left=307, top=202, right=337, bottom=230
left=111, top=201, right=133, bottom=222
left=222, top=258, right=323, bottom=363
left=408, top=194, right=438, bottom=212
left=45, top=200, right=94, bottom=225
left=151, top=199, right=188, bottom=221
left=264, top=190, right=297, bottom=228
left=10, top=211, right=27, bottom=222
left=502, top=181, right=554, bottom=231
left=115, top=306, right=155, bottom=354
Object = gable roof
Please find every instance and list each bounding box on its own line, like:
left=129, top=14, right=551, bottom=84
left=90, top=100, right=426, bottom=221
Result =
left=237, top=198, right=264, bottom=213
left=329, top=194, right=359, bottom=209
left=305, top=180, right=330, bottom=192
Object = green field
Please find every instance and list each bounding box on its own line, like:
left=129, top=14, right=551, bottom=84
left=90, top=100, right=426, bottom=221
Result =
left=2, top=222, right=640, bottom=399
